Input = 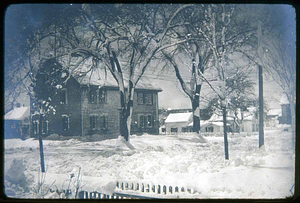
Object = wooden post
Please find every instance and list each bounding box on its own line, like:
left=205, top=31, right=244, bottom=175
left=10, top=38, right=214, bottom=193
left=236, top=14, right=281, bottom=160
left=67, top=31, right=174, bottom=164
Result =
left=39, top=115, right=45, bottom=172
left=258, top=65, right=264, bottom=148
left=223, top=106, right=229, bottom=160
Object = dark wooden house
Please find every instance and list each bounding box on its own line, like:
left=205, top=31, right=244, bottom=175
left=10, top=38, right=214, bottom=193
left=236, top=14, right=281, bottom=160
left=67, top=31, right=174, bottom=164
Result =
left=31, top=67, right=162, bottom=138
left=5, top=106, right=30, bottom=139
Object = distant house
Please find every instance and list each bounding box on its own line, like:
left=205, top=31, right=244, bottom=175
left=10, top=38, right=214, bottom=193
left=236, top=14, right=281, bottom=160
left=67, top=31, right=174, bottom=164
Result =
left=279, top=94, right=292, bottom=124
left=163, top=112, right=193, bottom=134
left=5, top=106, right=30, bottom=139
left=200, top=113, right=231, bottom=133
left=31, top=63, right=162, bottom=138
left=266, top=109, right=281, bottom=127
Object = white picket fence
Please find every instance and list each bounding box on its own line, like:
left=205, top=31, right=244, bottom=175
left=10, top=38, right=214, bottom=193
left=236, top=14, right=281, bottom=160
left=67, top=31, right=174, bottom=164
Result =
left=115, top=181, right=197, bottom=197
left=77, top=181, right=198, bottom=199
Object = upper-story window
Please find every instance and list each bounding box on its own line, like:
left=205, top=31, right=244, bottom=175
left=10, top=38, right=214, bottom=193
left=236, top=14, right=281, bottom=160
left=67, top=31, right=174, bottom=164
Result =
left=137, top=92, right=144, bottom=105
left=145, top=93, right=153, bottom=105
left=89, top=88, right=97, bottom=104
left=99, top=89, right=107, bottom=103
left=137, top=92, right=153, bottom=105
left=60, top=89, right=67, bottom=104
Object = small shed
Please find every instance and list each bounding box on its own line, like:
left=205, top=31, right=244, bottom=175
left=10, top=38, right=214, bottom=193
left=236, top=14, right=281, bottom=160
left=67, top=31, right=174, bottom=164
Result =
left=164, top=112, right=193, bottom=134
left=4, top=107, right=30, bottom=139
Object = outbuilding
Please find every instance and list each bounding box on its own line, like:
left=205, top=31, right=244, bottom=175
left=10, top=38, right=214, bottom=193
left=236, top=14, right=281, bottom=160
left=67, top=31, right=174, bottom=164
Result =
left=4, top=106, right=30, bottom=139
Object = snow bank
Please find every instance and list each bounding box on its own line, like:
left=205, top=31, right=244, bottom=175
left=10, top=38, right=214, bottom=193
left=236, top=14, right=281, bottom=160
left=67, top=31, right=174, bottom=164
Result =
left=4, top=130, right=295, bottom=199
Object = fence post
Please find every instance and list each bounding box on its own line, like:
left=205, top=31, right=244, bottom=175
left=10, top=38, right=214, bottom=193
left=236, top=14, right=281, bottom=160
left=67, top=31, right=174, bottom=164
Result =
left=169, top=186, right=173, bottom=194
left=163, top=185, right=167, bottom=195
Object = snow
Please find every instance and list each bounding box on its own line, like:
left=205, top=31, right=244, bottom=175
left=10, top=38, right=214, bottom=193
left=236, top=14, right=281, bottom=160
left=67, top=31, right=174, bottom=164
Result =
left=280, top=94, right=289, bottom=105
left=165, top=112, right=192, bottom=123
left=4, top=129, right=295, bottom=199
left=4, top=107, right=30, bottom=120
left=268, top=109, right=282, bottom=117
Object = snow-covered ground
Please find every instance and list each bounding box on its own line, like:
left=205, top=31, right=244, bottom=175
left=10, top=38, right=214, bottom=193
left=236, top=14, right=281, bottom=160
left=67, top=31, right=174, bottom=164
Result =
left=4, top=128, right=295, bottom=199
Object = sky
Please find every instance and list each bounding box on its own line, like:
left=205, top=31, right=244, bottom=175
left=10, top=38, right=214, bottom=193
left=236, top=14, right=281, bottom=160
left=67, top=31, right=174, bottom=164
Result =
left=4, top=4, right=296, bottom=111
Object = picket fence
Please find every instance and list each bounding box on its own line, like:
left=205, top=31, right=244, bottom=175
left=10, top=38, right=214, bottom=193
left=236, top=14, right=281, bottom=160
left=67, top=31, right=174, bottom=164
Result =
left=77, top=181, right=198, bottom=199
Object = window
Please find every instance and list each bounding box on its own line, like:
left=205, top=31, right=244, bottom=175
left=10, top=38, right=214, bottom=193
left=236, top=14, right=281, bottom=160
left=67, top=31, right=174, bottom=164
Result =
left=147, top=115, right=153, bottom=127
left=99, top=89, right=107, bottom=103
left=90, top=115, right=98, bottom=130
left=137, top=92, right=153, bottom=105
left=252, top=124, right=255, bottom=132
left=162, top=128, right=166, bottom=133
left=100, top=115, right=108, bottom=130
left=137, top=92, right=144, bottom=105
left=33, top=120, right=39, bottom=135
left=145, top=93, right=153, bottom=105
left=60, top=89, right=67, bottom=104
left=139, top=115, right=153, bottom=129
left=171, top=127, right=178, bottom=133
left=89, top=89, right=97, bottom=104
left=182, top=127, right=188, bottom=133
left=139, top=115, right=145, bottom=128
left=206, top=127, right=214, bottom=132
left=41, top=120, right=48, bottom=134
left=62, top=115, right=69, bottom=131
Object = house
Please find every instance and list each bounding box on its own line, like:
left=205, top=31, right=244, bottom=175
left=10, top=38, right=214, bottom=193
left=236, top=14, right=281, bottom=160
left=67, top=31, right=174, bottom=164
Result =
left=202, top=107, right=260, bottom=133
left=200, top=113, right=231, bottom=133
left=5, top=106, right=30, bottom=139
left=279, top=94, right=292, bottom=124
left=31, top=62, right=162, bottom=138
left=266, top=108, right=281, bottom=128
left=163, top=112, right=193, bottom=134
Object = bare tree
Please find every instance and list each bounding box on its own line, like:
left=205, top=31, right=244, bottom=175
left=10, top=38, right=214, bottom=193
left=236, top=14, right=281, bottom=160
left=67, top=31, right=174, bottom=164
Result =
left=163, top=4, right=257, bottom=158
left=262, top=29, right=296, bottom=151
left=68, top=4, right=194, bottom=144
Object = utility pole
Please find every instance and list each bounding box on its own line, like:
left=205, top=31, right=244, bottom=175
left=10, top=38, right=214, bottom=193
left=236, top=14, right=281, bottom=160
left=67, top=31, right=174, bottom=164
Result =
left=257, top=20, right=264, bottom=148
left=258, top=65, right=264, bottom=148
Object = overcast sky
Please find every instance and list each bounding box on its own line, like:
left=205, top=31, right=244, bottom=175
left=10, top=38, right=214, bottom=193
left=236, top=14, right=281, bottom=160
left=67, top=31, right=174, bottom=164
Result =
left=5, top=4, right=296, bottom=111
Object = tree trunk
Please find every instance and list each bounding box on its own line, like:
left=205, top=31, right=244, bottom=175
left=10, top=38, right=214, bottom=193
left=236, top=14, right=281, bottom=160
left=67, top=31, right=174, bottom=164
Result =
left=222, top=106, right=229, bottom=160
left=258, top=65, right=264, bottom=148
left=192, top=84, right=201, bottom=133
left=38, top=115, right=45, bottom=173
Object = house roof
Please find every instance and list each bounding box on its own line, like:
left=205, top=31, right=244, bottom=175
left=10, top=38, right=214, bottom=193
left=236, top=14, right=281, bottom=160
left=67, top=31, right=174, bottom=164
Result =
left=187, top=120, right=208, bottom=126
left=70, top=58, right=162, bottom=92
left=280, top=94, right=289, bottom=105
left=165, top=112, right=193, bottom=123
left=5, top=107, right=30, bottom=120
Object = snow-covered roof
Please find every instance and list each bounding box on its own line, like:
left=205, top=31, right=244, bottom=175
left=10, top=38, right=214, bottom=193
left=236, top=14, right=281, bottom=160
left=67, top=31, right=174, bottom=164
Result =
left=280, top=94, right=289, bottom=105
left=267, top=109, right=282, bottom=117
left=188, top=120, right=208, bottom=126
left=5, top=107, right=30, bottom=120
left=202, top=121, right=225, bottom=127
left=71, top=59, right=162, bottom=92
left=165, top=112, right=193, bottom=123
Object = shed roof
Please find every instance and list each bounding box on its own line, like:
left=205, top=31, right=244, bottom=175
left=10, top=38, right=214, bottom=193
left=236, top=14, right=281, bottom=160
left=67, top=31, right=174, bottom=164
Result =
left=165, top=112, right=193, bottom=123
left=5, top=107, right=30, bottom=120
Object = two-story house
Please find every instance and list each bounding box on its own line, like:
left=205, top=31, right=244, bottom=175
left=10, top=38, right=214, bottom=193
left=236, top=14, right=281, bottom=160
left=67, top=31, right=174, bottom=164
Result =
left=31, top=64, right=162, bottom=139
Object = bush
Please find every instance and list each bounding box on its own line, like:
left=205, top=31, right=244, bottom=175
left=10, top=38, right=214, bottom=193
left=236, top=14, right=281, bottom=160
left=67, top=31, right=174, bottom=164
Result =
left=5, top=159, right=30, bottom=194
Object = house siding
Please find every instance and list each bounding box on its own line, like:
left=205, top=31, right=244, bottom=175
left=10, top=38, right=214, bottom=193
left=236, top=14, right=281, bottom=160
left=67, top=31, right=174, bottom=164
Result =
left=80, top=87, right=120, bottom=138
left=31, top=76, right=161, bottom=137
left=131, top=90, right=160, bottom=134
left=47, top=77, right=82, bottom=136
